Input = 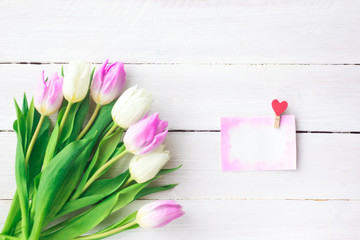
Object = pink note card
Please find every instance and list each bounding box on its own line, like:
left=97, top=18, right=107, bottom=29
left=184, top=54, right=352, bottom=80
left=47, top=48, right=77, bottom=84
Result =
left=221, top=115, right=296, bottom=171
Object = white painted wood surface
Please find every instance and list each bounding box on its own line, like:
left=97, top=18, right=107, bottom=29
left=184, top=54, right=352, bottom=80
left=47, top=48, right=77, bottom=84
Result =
left=1, top=132, right=360, bottom=200
left=1, top=64, right=360, bottom=131
left=1, top=0, right=360, bottom=239
left=0, top=0, right=360, bottom=63
left=1, top=200, right=360, bottom=240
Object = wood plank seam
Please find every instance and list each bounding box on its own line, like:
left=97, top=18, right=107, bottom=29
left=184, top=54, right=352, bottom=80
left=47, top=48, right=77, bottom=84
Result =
left=0, top=198, right=358, bottom=201
left=0, top=62, right=360, bottom=66
left=1, top=130, right=360, bottom=134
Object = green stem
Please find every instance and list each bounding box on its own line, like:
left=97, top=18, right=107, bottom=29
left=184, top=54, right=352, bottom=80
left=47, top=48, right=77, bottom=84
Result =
left=76, top=104, right=101, bottom=140
left=102, top=123, right=117, bottom=140
left=1, top=193, right=20, bottom=235
left=17, top=119, right=47, bottom=240
left=122, top=177, right=134, bottom=189
left=75, top=220, right=137, bottom=240
left=58, top=101, right=73, bottom=135
left=28, top=221, right=42, bottom=240
left=19, top=209, right=28, bottom=240
left=25, top=114, right=45, bottom=166
left=81, top=150, right=128, bottom=195
left=0, top=233, right=20, bottom=240
left=4, top=116, right=45, bottom=238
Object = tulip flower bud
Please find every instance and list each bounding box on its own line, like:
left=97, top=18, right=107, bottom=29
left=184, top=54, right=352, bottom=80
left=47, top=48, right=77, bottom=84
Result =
left=124, top=113, right=168, bottom=155
left=90, top=59, right=126, bottom=106
left=34, top=71, right=64, bottom=116
left=136, top=200, right=185, bottom=229
left=111, top=85, right=152, bottom=129
left=129, top=145, right=170, bottom=183
left=63, top=60, right=92, bottom=103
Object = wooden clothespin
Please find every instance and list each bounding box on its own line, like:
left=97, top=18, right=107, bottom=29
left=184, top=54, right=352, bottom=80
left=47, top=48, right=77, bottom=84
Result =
left=271, top=99, right=288, bottom=128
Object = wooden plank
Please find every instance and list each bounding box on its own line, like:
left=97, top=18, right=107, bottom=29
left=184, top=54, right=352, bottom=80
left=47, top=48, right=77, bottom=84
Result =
left=0, top=1, right=359, bottom=63
left=1, top=199, right=360, bottom=239
left=1, top=132, right=360, bottom=200
left=0, top=64, right=359, bottom=131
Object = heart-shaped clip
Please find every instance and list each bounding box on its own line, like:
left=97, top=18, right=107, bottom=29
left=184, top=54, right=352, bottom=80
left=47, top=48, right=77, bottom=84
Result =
left=272, top=99, right=288, bottom=128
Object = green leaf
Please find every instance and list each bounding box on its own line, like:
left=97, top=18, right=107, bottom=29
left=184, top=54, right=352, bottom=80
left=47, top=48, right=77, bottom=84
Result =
left=61, top=66, right=64, bottom=77
left=29, top=172, right=42, bottom=224
left=109, top=142, right=124, bottom=158
left=96, top=211, right=138, bottom=234
left=0, top=233, right=20, bottom=240
left=135, top=184, right=178, bottom=200
left=2, top=96, right=34, bottom=236
left=28, top=117, right=50, bottom=191
left=22, top=93, right=28, bottom=116
left=43, top=104, right=71, bottom=167
left=88, top=211, right=139, bottom=239
left=89, top=67, right=95, bottom=84
left=67, top=95, right=90, bottom=143
left=42, top=123, right=59, bottom=167
left=43, top=102, right=80, bottom=167
left=130, top=166, right=181, bottom=204
left=30, top=138, right=94, bottom=239
left=14, top=126, right=29, bottom=239
left=14, top=99, right=26, bottom=148
left=96, top=224, right=139, bottom=239
left=71, top=128, right=124, bottom=200
left=130, top=166, right=181, bottom=200
left=25, top=99, right=35, bottom=150
left=90, top=128, right=124, bottom=175
left=83, top=100, right=116, bottom=140
left=32, top=106, right=41, bottom=134
left=1, top=193, right=21, bottom=235
left=55, top=170, right=130, bottom=219
left=111, top=177, right=158, bottom=213
left=158, top=164, right=182, bottom=175
left=57, top=102, right=80, bottom=146
left=50, top=140, right=96, bottom=218
left=43, top=194, right=119, bottom=240
left=91, top=224, right=139, bottom=240
left=82, top=170, right=130, bottom=198
left=43, top=178, right=154, bottom=240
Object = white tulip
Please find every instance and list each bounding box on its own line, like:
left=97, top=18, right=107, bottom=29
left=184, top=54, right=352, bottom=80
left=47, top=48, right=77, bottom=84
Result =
left=111, top=85, right=152, bottom=129
left=63, top=60, right=92, bottom=102
left=129, top=145, right=170, bottom=183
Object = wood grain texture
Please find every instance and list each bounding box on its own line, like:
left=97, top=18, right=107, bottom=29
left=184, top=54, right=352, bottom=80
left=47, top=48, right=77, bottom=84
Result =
left=1, top=199, right=360, bottom=240
left=1, top=0, right=360, bottom=238
left=1, top=132, right=360, bottom=200
left=0, top=64, right=359, bottom=131
left=0, top=0, right=359, bottom=63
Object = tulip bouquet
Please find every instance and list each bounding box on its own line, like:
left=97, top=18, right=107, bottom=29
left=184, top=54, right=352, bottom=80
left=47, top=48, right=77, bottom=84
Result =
left=1, top=60, right=184, bottom=240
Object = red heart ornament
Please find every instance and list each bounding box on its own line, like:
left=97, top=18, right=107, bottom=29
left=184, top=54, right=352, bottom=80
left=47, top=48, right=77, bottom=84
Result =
left=272, top=99, right=288, bottom=116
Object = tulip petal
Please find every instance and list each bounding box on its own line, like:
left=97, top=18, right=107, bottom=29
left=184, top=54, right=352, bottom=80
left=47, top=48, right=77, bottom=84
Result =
left=111, top=85, right=152, bottom=129
left=91, top=60, right=126, bottom=105
left=34, top=71, right=64, bottom=116
left=124, top=112, right=168, bottom=154
left=34, top=71, right=46, bottom=110
left=139, top=130, right=168, bottom=155
left=63, top=61, right=91, bottom=102
left=90, top=60, right=108, bottom=103
left=136, top=200, right=184, bottom=229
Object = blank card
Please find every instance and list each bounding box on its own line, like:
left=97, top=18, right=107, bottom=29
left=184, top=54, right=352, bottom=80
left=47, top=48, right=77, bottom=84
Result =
left=221, top=115, right=296, bottom=171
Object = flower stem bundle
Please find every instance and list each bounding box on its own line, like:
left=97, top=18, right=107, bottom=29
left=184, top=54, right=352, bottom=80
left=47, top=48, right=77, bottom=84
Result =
left=1, top=60, right=184, bottom=240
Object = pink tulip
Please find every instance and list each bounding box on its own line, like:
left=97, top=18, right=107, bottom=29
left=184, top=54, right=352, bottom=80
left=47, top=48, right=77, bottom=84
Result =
left=34, top=71, right=63, bottom=116
left=136, top=200, right=185, bottom=229
left=90, top=59, right=126, bottom=105
left=124, top=113, right=168, bottom=155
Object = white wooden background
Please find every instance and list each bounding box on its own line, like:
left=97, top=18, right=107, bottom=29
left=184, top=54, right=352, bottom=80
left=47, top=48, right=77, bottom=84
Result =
left=1, top=0, right=360, bottom=239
